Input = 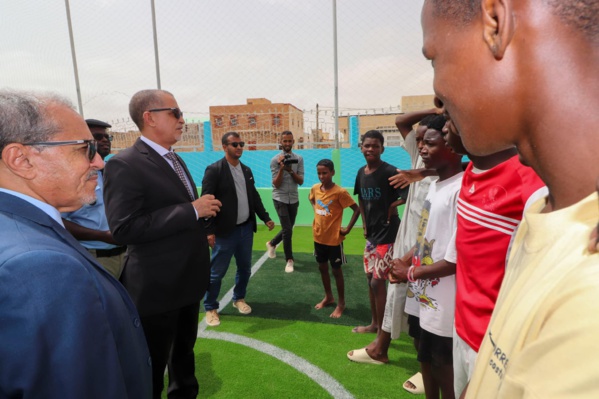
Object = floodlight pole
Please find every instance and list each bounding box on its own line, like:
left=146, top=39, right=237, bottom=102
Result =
left=64, top=0, right=84, bottom=117
left=332, top=0, right=339, bottom=149
left=151, top=0, right=162, bottom=89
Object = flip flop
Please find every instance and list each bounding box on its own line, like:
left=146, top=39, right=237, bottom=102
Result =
left=403, top=372, right=425, bottom=394
left=346, top=348, right=384, bottom=365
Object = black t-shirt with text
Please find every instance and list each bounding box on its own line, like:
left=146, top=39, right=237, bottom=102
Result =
left=354, top=161, right=409, bottom=245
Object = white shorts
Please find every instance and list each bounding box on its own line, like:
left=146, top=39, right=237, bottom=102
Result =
left=381, top=281, right=408, bottom=339
left=453, top=327, right=478, bottom=398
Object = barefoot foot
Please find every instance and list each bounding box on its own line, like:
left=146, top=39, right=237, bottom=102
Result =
left=352, top=325, right=378, bottom=334
left=330, top=304, right=345, bottom=318
left=315, top=297, right=334, bottom=310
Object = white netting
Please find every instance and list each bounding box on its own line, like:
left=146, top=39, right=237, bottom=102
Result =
left=5, top=0, right=433, bottom=192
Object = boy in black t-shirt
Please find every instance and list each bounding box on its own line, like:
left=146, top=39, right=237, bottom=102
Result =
left=349, top=130, right=408, bottom=343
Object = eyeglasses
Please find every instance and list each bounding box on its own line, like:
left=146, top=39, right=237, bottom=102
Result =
left=92, top=133, right=113, bottom=142
left=148, top=107, right=183, bottom=119
left=23, top=139, right=97, bottom=161
left=228, top=141, right=245, bottom=148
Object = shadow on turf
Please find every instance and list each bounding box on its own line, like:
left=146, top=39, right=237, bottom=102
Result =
left=211, top=253, right=375, bottom=329
left=194, top=352, right=222, bottom=397
left=217, top=300, right=373, bottom=334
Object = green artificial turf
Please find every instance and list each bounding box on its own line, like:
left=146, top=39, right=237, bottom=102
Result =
left=196, top=337, right=332, bottom=398
left=162, top=226, right=423, bottom=398
left=198, top=318, right=421, bottom=399
left=254, top=225, right=367, bottom=256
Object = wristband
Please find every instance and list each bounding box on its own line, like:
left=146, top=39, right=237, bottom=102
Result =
left=407, top=265, right=416, bottom=282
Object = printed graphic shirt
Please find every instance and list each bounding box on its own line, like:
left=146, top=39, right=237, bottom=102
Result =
left=405, top=172, right=463, bottom=338
left=393, top=129, right=434, bottom=259
left=310, top=184, right=356, bottom=246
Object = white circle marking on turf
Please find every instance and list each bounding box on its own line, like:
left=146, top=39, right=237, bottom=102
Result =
left=198, top=251, right=354, bottom=399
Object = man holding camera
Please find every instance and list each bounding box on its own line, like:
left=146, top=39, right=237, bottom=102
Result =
left=266, top=131, right=304, bottom=273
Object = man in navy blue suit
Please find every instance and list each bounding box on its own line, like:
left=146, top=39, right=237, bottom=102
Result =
left=0, top=90, right=152, bottom=398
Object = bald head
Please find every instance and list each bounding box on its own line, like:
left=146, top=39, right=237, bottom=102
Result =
left=129, top=89, right=174, bottom=130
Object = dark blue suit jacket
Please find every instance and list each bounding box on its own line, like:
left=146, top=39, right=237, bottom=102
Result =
left=0, top=192, right=152, bottom=398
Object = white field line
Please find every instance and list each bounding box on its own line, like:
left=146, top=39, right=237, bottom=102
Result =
left=197, top=251, right=354, bottom=399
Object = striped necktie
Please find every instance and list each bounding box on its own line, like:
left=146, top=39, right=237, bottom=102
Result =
left=164, top=152, right=195, bottom=200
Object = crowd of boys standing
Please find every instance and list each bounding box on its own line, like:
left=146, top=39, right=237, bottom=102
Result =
left=1, top=1, right=598, bottom=398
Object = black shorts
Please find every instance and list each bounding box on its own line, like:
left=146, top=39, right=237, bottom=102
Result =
left=314, top=242, right=346, bottom=269
left=408, top=314, right=421, bottom=339
left=418, top=329, right=453, bottom=366
left=408, top=315, right=453, bottom=366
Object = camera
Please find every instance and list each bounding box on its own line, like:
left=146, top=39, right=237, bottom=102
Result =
left=283, top=153, right=298, bottom=166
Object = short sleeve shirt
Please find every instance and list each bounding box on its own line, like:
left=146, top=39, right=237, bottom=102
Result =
left=354, top=162, right=409, bottom=245
left=309, top=184, right=356, bottom=246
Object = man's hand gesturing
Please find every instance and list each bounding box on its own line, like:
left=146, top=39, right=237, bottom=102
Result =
left=192, top=194, right=222, bottom=218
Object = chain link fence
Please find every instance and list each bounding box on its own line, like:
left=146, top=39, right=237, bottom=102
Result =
left=3, top=0, right=433, bottom=140
left=3, top=0, right=434, bottom=194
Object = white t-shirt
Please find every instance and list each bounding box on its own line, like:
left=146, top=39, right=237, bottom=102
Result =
left=393, top=130, right=434, bottom=258
left=405, top=172, right=462, bottom=338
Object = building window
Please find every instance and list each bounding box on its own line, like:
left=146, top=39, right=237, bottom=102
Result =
left=273, top=114, right=281, bottom=126
left=215, top=116, right=223, bottom=127
left=230, top=115, right=237, bottom=126
left=248, top=115, right=257, bottom=126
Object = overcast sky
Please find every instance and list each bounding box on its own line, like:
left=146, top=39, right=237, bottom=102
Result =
left=1, top=0, right=432, bottom=132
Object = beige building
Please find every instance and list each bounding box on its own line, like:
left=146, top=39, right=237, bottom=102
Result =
left=111, top=123, right=203, bottom=153
left=338, top=113, right=402, bottom=146
left=338, top=94, right=435, bottom=147
left=209, top=98, right=305, bottom=150
left=401, top=94, right=436, bottom=113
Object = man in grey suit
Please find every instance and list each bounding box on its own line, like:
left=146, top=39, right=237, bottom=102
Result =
left=104, top=89, right=221, bottom=399
left=0, top=89, right=151, bottom=398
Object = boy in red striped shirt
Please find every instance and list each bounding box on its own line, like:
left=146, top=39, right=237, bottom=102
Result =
left=443, top=126, right=546, bottom=398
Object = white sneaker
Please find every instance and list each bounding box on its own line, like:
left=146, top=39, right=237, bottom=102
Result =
left=205, top=310, right=220, bottom=327
left=266, top=241, right=276, bottom=258
left=285, top=259, right=294, bottom=273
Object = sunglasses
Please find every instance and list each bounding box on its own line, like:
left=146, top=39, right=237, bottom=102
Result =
left=23, top=139, right=97, bottom=161
left=228, top=141, right=245, bottom=148
left=148, top=107, right=183, bottom=119
left=92, top=133, right=113, bottom=142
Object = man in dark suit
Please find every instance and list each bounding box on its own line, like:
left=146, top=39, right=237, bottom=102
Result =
left=202, top=132, right=275, bottom=327
left=0, top=89, right=152, bottom=398
left=103, top=89, right=221, bottom=399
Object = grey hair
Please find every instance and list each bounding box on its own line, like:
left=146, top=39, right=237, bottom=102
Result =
left=0, top=89, right=75, bottom=158
left=129, top=89, right=173, bottom=130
